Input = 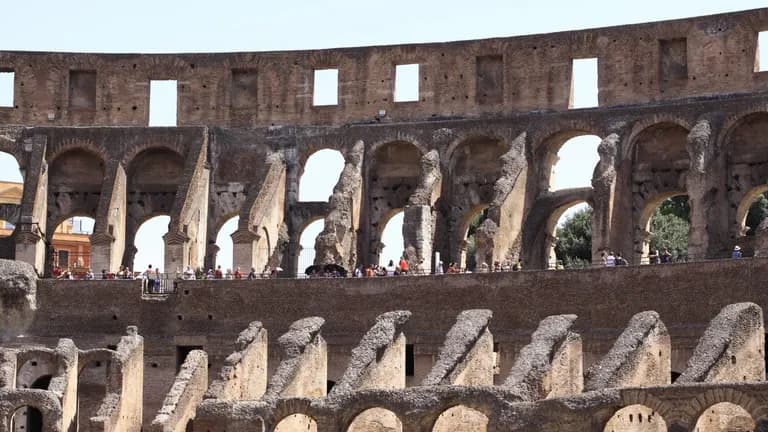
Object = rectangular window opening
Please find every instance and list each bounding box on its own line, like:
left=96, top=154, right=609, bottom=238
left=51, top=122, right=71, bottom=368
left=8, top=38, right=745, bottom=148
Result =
left=149, top=80, right=178, bottom=126
left=69, top=70, right=97, bottom=110
left=758, top=31, right=768, bottom=72
left=570, top=58, right=598, bottom=109
left=176, top=345, right=203, bottom=372
left=405, top=344, right=415, bottom=377
left=0, top=71, right=14, bottom=108
left=312, top=68, right=338, bottom=106
left=395, top=63, right=419, bottom=102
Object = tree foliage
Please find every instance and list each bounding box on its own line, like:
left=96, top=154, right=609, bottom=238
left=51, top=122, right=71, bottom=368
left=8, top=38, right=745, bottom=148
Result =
left=464, top=209, right=488, bottom=271
left=555, top=207, right=592, bottom=268
left=649, top=196, right=689, bottom=255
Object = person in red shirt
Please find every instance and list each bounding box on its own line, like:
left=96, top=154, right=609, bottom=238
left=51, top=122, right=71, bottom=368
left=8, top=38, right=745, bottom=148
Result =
left=214, top=265, right=223, bottom=279
left=234, top=267, right=243, bottom=279
left=398, top=257, right=409, bottom=274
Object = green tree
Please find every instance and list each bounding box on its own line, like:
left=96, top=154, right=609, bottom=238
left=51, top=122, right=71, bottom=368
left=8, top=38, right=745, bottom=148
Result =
left=555, top=207, right=592, bottom=268
left=745, top=193, right=768, bottom=236
left=649, top=197, right=690, bottom=255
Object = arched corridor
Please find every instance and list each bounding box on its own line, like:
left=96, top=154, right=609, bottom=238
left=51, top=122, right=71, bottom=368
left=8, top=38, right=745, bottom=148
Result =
left=134, top=215, right=170, bottom=274
left=547, top=134, right=601, bottom=191
left=299, top=149, right=345, bottom=202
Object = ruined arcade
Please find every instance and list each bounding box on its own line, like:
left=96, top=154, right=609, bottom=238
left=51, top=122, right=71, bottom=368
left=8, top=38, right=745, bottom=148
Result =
left=0, top=7, right=767, bottom=432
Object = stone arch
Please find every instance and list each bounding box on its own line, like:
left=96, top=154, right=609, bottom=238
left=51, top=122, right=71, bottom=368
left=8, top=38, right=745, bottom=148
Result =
left=47, top=214, right=95, bottom=275
left=454, top=204, right=489, bottom=270
left=718, top=106, right=768, bottom=147
left=46, top=139, right=109, bottom=167
left=681, top=389, right=764, bottom=429
left=346, top=407, right=403, bottom=432
left=377, top=208, right=405, bottom=266
left=691, top=402, right=755, bottom=432
left=635, top=192, right=689, bottom=261
left=121, top=142, right=186, bottom=168
left=624, top=116, right=692, bottom=160
left=734, top=184, right=768, bottom=237
left=545, top=200, right=593, bottom=269
left=535, top=128, right=602, bottom=191
left=602, top=404, right=668, bottom=432
left=10, top=404, right=44, bottom=432
left=431, top=405, right=489, bottom=432
left=274, top=413, right=317, bottom=432
left=131, top=214, right=171, bottom=272
left=368, top=134, right=428, bottom=158
left=445, top=132, right=506, bottom=170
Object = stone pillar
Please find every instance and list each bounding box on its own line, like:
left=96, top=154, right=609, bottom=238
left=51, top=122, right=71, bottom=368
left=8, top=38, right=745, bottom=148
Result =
left=402, top=205, right=433, bottom=274
left=90, top=162, right=127, bottom=273
left=591, top=132, right=620, bottom=262
left=231, top=229, right=257, bottom=273
left=15, top=135, right=48, bottom=274
left=164, top=230, right=190, bottom=274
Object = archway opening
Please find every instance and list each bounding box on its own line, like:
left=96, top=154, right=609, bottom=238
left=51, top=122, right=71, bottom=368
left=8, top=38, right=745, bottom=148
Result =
left=299, top=149, right=345, bottom=202
left=553, top=203, right=593, bottom=269
left=134, top=215, right=170, bottom=274
left=11, top=406, right=43, bottom=432
left=274, top=413, right=317, bottom=432
left=432, top=405, right=488, bottom=432
left=742, top=190, right=768, bottom=238
left=378, top=210, right=404, bottom=268
left=642, top=195, right=690, bottom=263
left=215, top=216, right=239, bottom=273
left=0, top=151, right=23, bottom=240
left=297, top=219, right=323, bottom=277
left=347, top=407, right=403, bottom=432
left=549, top=134, right=601, bottom=191
left=51, top=217, right=95, bottom=278
left=693, top=402, right=754, bottom=432
left=603, top=404, right=667, bottom=432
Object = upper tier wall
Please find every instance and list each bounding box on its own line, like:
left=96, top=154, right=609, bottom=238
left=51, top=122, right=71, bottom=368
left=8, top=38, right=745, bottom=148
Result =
left=1, top=8, right=767, bottom=127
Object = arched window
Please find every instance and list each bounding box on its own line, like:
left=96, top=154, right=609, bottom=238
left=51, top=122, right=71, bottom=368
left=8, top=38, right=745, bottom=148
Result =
left=378, top=211, right=404, bottom=267
left=274, top=413, right=317, bottom=432
left=640, top=195, right=690, bottom=263
left=134, top=215, right=170, bottom=274
left=11, top=406, right=43, bottom=432
left=552, top=203, right=593, bottom=269
left=299, top=149, right=344, bottom=202
left=297, top=219, right=324, bottom=276
left=347, top=408, right=402, bottom=432
left=693, top=402, right=754, bottom=432
left=215, top=216, right=239, bottom=272
left=432, top=405, right=488, bottom=432
left=603, top=404, right=667, bottom=432
left=549, top=135, right=601, bottom=191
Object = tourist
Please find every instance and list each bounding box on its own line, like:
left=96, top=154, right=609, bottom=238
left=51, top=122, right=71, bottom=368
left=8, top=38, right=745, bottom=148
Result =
left=660, top=248, right=672, bottom=263
left=52, top=265, right=62, bottom=278
left=183, top=265, right=195, bottom=280
left=386, top=260, right=396, bottom=276
left=353, top=266, right=362, bottom=277
left=615, top=253, right=628, bottom=266
left=234, top=267, right=243, bottom=279
left=512, top=259, right=523, bottom=271
left=399, top=256, right=409, bottom=274
left=493, top=261, right=502, bottom=272
left=85, top=268, right=94, bottom=280
left=605, top=251, right=616, bottom=267
left=206, top=269, right=215, bottom=280
left=732, top=245, right=742, bottom=259
left=435, top=260, right=444, bottom=275
left=247, top=267, right=257, bottom=280
left=214, top=265, right=223, bottom=279
left=154, top=268, right=162, bottom=291
left=225, top=268, right=233, bottom=279
left=144, top=265, right=155, bottom=292
left=101, top=269, right=107, bottom=280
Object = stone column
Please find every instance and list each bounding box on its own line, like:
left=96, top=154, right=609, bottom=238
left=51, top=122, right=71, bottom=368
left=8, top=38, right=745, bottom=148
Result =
left=231, top=229, right=257, bottom=273
left=163, top=230, right=190, bottom=274
left=402, top=205, right=434, bottom=274
left=590, top=132, right=620, bottom=262
left=90, top=161, right=127, bottom=273
left=15, top=135, right=48, bottom=274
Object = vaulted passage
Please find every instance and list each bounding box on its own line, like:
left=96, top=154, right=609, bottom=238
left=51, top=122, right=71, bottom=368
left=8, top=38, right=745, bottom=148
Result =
left=299, top=149, right=344, bottom=202
left=639, top=194, right=690, bottom=263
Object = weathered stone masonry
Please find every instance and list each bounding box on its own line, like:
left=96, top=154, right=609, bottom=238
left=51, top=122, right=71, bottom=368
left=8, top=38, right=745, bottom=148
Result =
left=1, top=9, right=768, bottom=273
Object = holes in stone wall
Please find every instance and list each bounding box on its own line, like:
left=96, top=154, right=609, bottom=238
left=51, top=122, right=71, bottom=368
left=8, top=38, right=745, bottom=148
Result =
left=757, top=31, right=768, bottom=72
left=69, top=70, right=97, bottom=110
left=149, top=80, right=177, bottom=126
left=231, top=69, right=258, bottom=109
left=0, top=71, right=14, bottom=107
left=570, top=58, right=598, bottom=109
left=313, top=68, right=338, bottom=106
left=394, top=64, right=419, bottom=102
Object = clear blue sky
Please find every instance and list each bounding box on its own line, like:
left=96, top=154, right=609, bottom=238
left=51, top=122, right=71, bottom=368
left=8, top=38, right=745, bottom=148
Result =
left=0, top=0, right=764, bottom=272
